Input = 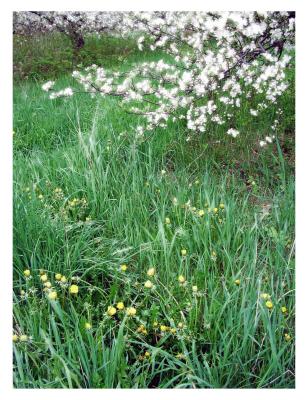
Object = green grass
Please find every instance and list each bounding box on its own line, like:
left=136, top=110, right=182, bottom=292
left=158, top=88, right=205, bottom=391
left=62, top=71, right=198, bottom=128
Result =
left=13, top=34, right=295, bottom=388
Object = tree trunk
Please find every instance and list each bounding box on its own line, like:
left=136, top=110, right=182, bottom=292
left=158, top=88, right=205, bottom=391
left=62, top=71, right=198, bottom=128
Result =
left=70, top=33, right=85, bottom=66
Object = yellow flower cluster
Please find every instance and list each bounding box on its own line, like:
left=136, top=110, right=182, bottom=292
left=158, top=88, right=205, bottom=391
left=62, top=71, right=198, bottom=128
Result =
left=160, top=325, right=176, bottom=334
left=137, top=324, right=148, bottom=335
left=13, top=334, right=28, bottom=343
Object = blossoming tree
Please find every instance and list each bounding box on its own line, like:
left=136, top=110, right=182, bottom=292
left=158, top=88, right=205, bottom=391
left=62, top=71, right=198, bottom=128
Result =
left=13, top=11, right=123, bottom=63
left=43, top=11, right=295, bottom=145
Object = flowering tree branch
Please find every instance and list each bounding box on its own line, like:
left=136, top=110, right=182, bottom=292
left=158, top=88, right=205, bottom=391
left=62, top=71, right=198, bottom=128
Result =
left=42, top=11, right=295, bottom=146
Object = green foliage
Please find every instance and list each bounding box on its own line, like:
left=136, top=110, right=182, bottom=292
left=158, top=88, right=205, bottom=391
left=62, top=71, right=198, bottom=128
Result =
left=13, top=33, right=295, bottom=389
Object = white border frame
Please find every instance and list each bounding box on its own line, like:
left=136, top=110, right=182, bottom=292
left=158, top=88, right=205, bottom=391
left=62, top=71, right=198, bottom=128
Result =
left=1, top=1, right=307, bottom=398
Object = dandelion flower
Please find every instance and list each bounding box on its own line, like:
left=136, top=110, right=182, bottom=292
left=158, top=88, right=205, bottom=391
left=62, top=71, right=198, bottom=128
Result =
left=181, top=249, right=187, bottom=256
left=284, top=333, right=291, bottom=341
left=265, top=300, right=273, bottom=309
left=137, top=325, right=147, bottom=335
left=23, top=269, right=31, bottom=278
left=48, top=291, right=57, bottom=300
left=170, top=328, right=176, bottom=334
left=126, top=307, right=137, bottom=316
left=178, top=275, right=186, bottom=284
left=213, top=207, right=218, bottom=213
left=40, top=274, right=48, bottom=282
left=107, top=306, right=117, bottom=316
left=60, top=276, right=67, bottom=283
left=69, top=285, right=79, bottom=294
left=192, top=285, right=198, bottom=292
left=165, top=217, right=171, bottom=224
left=55, top=273, right=62, bottom=281
left=85, top=322, right=92, bottom=330
left=147, top=267, right=155, bottom=277
left=120, top=264, right=127, bottom=272
left=198, top=209, right=205, bottom=217
left=160, top=325, right=168, bottom=332
left=234, top=279, right=240, bottom=285
left=13, top=334, right=19, bottom=343
left=219, top=203, right=225, bottom=209
left=178, top=322, right=184, bottom=329
left=19, top=335, right=28, bottom=342
left=117, top=302, right=125, bottom=310
left=281, top=306, right=288, bottom=314
left=144, top=351, right=151, bottom=358
left=44, top=281, right=52, bottom=288
left=261, top=293, right=271, bottom=300
left=144, top=280, right=153, bottom=289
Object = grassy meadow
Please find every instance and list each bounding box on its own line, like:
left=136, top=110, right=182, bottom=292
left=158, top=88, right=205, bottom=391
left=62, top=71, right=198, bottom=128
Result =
left=13, top=33, right=295, bottom=388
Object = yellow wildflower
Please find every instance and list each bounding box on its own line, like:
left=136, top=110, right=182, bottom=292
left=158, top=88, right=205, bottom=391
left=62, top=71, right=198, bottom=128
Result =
left=281, top=306, right=288, bottom=314
left=117, top=302, right=125, bottom=310
left=144, top=351, right=151, bottom=358
left=261, top=293, right=271, bottom=300
left=69, top=284, right=79, bottom=294
left=23, top=269, right=31, bottom=278
left=48, top=291, right=57, bottom=300
left=40, top=274, right=48, bottom=282
left=13, top=334, right=19, bottom=343
left=165, top=217, right=171, bottom=224
left=284, top=333, right=291, bottom=342
left=234, top=279, right=240, bottom=285
left=107, top=306, right=117, bottom=316
left=55, top=273, right=62, bottom=281
left=147, top=267, right=155, bottom=277
left=160, top=325, right=168, bottom=332
left=120, top=264, right=127, bottom=272
left=265, top=300, right=273, bottom=309
left=192, top=285, right=198, bottom=292
left=181, top=249, right=187, bottom=256
left=44, top=281, right=52, bottom=288
left=19, top=335, right=28, bottom=342
left=85, top=322, right=92, bottom=330
left=219, top=203, right=225, bottom=209
left=144, top=280, right=153, bottom=289
left=198, top=209, right=205, bottom=217
left=178, top=275, right=186, bottom=284
left=126, top=307, right=137, bottom=316
left=60, top=276, right=67, bottom=283
left=178, top=322, right=184, bottom=329
left=213, top=207, right=218, bottom=213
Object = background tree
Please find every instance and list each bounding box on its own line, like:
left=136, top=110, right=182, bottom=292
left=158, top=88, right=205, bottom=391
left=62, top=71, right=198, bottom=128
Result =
left=13, top=11, right=124, bottom=64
